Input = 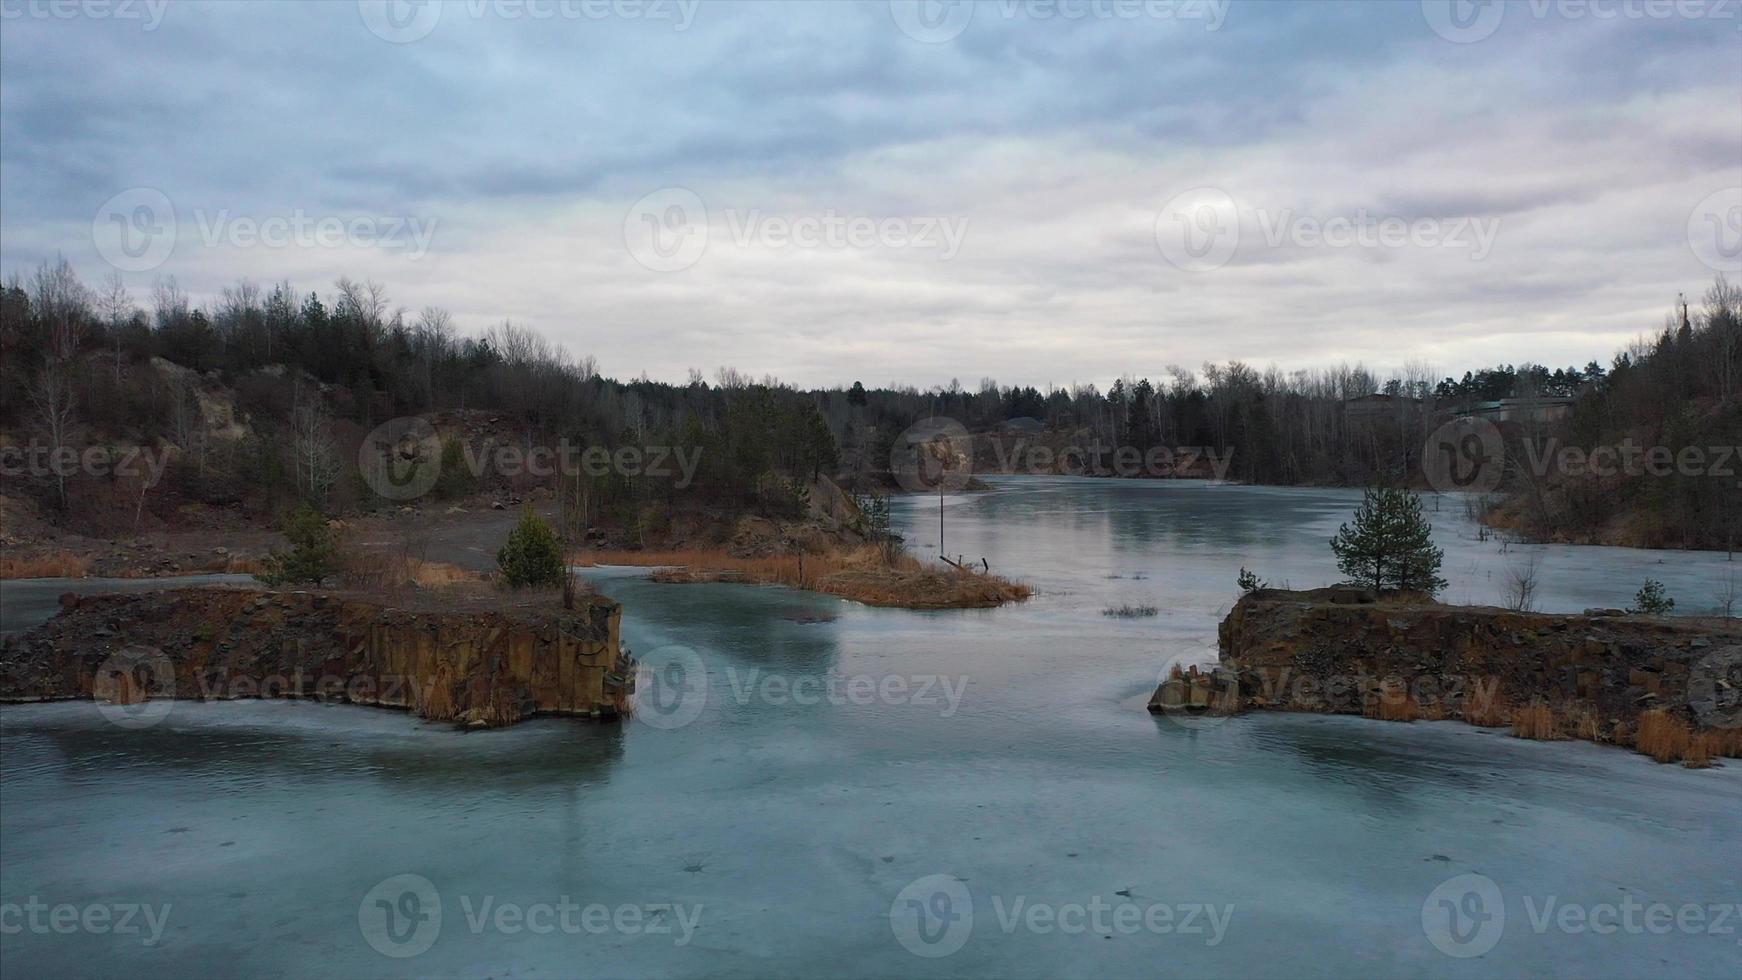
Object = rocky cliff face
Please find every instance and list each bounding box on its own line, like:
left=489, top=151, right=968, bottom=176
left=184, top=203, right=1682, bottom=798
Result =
left=1152, top=588, right=1742, bottom=764
left=0, top=588, right=634, bottom=727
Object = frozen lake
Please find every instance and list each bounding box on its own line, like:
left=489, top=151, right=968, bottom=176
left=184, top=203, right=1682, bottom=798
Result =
left=2, top=478, right=1737, bottom=978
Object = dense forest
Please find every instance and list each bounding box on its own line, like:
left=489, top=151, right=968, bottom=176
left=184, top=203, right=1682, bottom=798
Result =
left=1, top=259, right=1736, bottom=549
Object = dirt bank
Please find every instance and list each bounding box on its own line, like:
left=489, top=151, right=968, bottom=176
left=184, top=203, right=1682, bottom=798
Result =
left=1151, top=588, right=1742, bottom=767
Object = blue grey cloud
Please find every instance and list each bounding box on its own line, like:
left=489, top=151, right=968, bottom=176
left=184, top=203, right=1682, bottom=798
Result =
left=1, top=0, right=1737, bottom=388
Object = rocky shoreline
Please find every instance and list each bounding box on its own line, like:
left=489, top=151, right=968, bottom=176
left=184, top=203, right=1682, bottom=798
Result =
left=0, top=587, right=634, bottom=728
left=1151, top=588, right=1742, bottom=766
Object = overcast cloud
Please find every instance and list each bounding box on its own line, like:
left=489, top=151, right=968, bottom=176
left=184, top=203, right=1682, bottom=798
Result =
left=1, top=0, right=1738, bottom=389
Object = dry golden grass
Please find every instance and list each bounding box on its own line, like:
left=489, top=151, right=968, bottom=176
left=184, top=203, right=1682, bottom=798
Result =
left=1511, top=702, right=1564, bottom=740
left=1682, top=733, right=1715, bottom=769
left=1564, top=704, right=1601, bottom=741
left=1707, top=727, right=1742, bottom=758
left=1634, top=709, right=1690, bottom=763
left=578, top=545, right=1032, bottom=609
left=1366, top=683, right=1422, bottom=722
left=0, top=551, right=92, bottom=579
left=1462, top=692, right=1510, bottom=728
left=337, top=545, right=480, bottom=590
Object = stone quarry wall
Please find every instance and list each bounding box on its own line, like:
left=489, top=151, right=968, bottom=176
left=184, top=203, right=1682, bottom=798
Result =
left=0, top=588, right=634, bottom=727
left=1151, top=588, right=1741, bottom=762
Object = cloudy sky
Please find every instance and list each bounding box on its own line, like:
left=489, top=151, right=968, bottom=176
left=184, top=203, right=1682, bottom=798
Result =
left=2, top=0, right=1737, bottom=390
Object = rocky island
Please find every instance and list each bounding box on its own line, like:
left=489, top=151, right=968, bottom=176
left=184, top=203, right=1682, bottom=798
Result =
left=0, top=587, right=634, bottom=728
left=1152, top=588, right=1742, bottom=767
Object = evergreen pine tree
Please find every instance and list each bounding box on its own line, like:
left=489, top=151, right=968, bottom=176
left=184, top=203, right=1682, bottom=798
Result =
left=1330, top=486, right=1447, bottom=594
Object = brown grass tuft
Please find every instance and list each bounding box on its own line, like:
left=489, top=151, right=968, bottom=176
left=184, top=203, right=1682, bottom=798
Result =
left=1682, top=733, right=1716, bottom=769
left=1511, top=702, right=1564, bottom=740
left=578, top=545, right=1031, bottom=609
left=1366, top=683, right=1421, bottom=722
left=1634, top=709, right=1691, bottom=763
left=1462, top=691, right=1510, bottom=728
left=0, top=551, right=92, bottom=579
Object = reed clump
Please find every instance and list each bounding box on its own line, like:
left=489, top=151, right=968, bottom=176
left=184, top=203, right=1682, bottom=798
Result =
left=1634, top=709, right=1691, bottom=763
left=1366, top=682, right=1422, bottom=722
left=1511, top=702, right=1564, bottom=740
left=1462, top=692, right=1510, bottom=728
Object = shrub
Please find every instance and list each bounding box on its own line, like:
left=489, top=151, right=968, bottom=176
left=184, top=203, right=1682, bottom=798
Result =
left=497, top=507, right=566, bottom=588
left=434, top=438, right=475, bottom=499
left=1101, top=604, right=1159, bottom=618
left=256, top=503, right=337, bottom=586
left=1628, top=579, right=1675, bottom=616
left=1237, top=567, right=1266, bottom=593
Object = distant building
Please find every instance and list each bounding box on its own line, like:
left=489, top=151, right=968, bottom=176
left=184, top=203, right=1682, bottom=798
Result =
left=1343, top=393, right=1419, bottom=423
left=1459, top=397, right=1574, bottom=424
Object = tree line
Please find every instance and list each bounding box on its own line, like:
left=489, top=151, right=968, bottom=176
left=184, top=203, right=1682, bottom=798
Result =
left=2, top=258, right=1734, bottom=548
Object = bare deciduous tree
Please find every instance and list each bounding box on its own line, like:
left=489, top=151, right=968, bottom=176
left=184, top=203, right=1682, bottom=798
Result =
left=1504, top=553, right=1542, bottom=613
left=97, top=271, right=134, bottom=383
left=26, top=363, right=77, bottom=510
left=291, top=401, right=341, bottom=507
